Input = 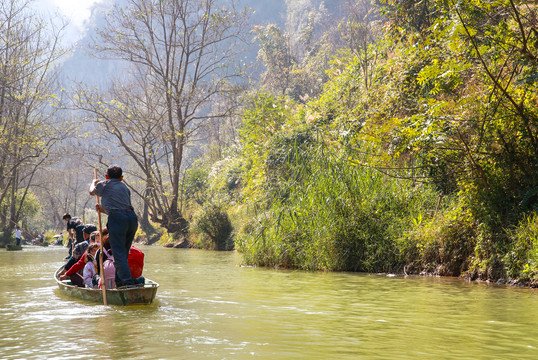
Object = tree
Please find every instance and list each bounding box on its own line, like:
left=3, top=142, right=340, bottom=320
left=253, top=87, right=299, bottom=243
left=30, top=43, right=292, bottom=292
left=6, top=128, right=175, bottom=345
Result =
left=377, top=0, right=439, bottom=33
left=83, top=0, right=250, bottom=233
left=253, top=24, right=295, bottom=96
left=254, top=2, right=347, bottom=101
left=0, top=0, right=68, bottom=234
left=339, top=0, right=380, bottom=90
left=356, top=0, right=538, bottom=231
left=74, top=71, right=169, bottom=236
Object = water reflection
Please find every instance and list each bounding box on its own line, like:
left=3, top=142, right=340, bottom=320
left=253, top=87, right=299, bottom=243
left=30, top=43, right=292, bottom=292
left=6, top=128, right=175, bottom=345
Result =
left=1, top=246, right=538, bottom=359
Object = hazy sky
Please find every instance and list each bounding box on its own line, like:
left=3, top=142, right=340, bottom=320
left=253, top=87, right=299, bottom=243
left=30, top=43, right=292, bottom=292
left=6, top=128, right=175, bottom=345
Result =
left=32, top=0, right=106, bottom=45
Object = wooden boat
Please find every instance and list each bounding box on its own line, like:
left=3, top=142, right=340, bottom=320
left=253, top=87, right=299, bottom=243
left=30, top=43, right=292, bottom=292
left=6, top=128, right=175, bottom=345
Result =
left=6, top=244, right=22, bottom=251
left=54, top=267, right=159, bottom=306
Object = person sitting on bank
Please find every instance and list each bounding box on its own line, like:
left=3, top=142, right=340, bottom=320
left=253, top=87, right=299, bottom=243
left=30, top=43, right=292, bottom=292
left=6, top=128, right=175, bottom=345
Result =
left=83, top=243, right=100, bottom=288
left=90, top=165, right=144, bottom=288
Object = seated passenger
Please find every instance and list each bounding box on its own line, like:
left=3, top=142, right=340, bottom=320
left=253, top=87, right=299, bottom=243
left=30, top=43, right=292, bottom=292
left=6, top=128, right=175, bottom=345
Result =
left=83, top=244, right=100, bottom=288
left=82, top=224, right=97, bottom=243
left=95, top=228, right=115, bottom=289
left=93, top=228, right=145, bottom=289
left=89, top=230, right=100, bottom=245
left=58, top=242, right=89, bottom=287
left=95, top=228, right=109, bottom=275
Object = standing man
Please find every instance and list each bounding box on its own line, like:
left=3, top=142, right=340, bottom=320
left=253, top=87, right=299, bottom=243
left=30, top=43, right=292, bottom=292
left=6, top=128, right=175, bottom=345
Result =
left=14, top=226, right=22, bottom=246
left=90, top=165, right=141, bottom=288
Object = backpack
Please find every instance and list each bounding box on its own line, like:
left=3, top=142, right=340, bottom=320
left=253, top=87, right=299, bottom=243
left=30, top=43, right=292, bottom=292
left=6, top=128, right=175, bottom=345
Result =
left=99, top=248, right=116, bottom=289
left=128, top=246, right=144, bottom=278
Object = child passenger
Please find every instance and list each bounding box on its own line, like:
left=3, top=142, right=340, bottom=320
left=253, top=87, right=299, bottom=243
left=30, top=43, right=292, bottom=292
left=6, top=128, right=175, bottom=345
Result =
left=89, top=230, right=100, bottom=244
left=83, top=244, right=100, bottom=288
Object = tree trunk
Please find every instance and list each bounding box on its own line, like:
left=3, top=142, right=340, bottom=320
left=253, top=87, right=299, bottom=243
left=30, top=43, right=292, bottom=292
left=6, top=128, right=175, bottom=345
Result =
left=139, top=188, right=159, bottom=243
left=163, top=205, right=189, bottom=234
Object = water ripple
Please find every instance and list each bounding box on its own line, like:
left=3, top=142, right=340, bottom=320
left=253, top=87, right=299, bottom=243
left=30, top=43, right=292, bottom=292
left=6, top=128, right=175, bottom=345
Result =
left=2, top=247, right=538, bottom=359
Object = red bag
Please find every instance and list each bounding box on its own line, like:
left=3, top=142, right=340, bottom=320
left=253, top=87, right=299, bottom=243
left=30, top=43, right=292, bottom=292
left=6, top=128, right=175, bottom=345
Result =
left=128, top=246, right=144, bottom=278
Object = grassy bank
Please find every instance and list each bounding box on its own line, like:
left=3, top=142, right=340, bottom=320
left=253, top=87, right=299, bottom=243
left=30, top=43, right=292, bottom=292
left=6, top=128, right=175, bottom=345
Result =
left=181, top=0, right=538, bottom=285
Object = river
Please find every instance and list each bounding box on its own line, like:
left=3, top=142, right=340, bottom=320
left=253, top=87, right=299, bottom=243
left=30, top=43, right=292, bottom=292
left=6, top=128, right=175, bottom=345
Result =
left=1, top=245, right=537, bottom=359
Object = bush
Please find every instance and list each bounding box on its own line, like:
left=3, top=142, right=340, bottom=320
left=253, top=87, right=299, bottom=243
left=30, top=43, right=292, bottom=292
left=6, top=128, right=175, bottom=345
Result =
left=503, top=213, right=538, bottom=282
left=237, top=141, right=440, bottom=272
left=402, top=204, right=477, bottom=276
left=157, top=230, right=179, bottom=245
left=191, top=204, right=234, bottom=251
left=182, top=165, right=210, bottom=207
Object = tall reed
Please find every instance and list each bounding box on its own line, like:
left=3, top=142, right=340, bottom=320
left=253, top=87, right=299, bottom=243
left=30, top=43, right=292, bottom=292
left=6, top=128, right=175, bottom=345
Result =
left=237, top=135, right=439, bottom=272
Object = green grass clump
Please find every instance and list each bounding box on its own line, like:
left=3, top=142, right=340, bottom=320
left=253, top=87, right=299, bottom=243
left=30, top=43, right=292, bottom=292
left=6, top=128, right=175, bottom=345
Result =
left=191, top=204, right=234, bottom=250
left=236, top=142, right=439, bottom=272
left=400, top=203, right=477, bottom=276
left=503, top=213, right=538, bottom=283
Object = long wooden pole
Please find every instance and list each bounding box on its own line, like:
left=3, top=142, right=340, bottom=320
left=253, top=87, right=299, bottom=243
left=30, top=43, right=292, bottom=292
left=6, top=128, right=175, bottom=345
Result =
left=95, top=168, right=107, bottom=306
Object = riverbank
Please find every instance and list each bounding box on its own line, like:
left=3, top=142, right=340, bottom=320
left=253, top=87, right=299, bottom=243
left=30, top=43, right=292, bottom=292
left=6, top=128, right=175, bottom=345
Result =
left=146, top=238, right=538, bottom=290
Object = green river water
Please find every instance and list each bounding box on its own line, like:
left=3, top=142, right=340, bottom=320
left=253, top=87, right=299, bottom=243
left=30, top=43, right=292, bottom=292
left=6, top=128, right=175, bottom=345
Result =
left=1, top=245, right=537, bottom=359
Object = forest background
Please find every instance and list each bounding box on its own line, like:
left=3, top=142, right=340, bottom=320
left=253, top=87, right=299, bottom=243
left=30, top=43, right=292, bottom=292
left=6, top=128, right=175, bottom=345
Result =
left=1, top=0, right=537, bottom=285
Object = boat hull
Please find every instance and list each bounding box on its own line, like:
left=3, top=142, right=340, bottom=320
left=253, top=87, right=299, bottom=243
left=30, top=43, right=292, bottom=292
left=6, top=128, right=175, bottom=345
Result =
left=6, top=244, right=22, bottom=251
left=54, top=267, right=159, bottom=306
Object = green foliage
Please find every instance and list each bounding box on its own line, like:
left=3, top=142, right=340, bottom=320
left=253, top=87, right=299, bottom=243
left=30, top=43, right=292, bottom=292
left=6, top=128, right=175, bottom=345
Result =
left=0, top=231, right=9, bottom=247
left=191, top=204, right=234, bottom=251
left=157, top=230, right=180, bottom=245
left=237, top=138, right=439, bottom=271
left=43, top=233, right=53, bottom=244
left=0, top=190, right=41, bottom=232
left=239, top=92, right=296, bottom=200
left=0, top=0, right=65, bottom=235
left=401, top=202, right=477, bottom=276
left=253, top=4, right=335, bottom=101
left=504, top=213, right=538, bottom=282
left=182, top=0, right=538, bottom=284
left=18, top=191, right=41, bottom=229
left=253, top=24, right=295, bottom=96
left=182, top=165, right=210, bottom=207
left=378, top=0, right=442, bottom=33
left=328, top=0, right=538, bottom=278
left=207, top=156, right=244, bottom=200
left=263, top=129, right=316, bottom=200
